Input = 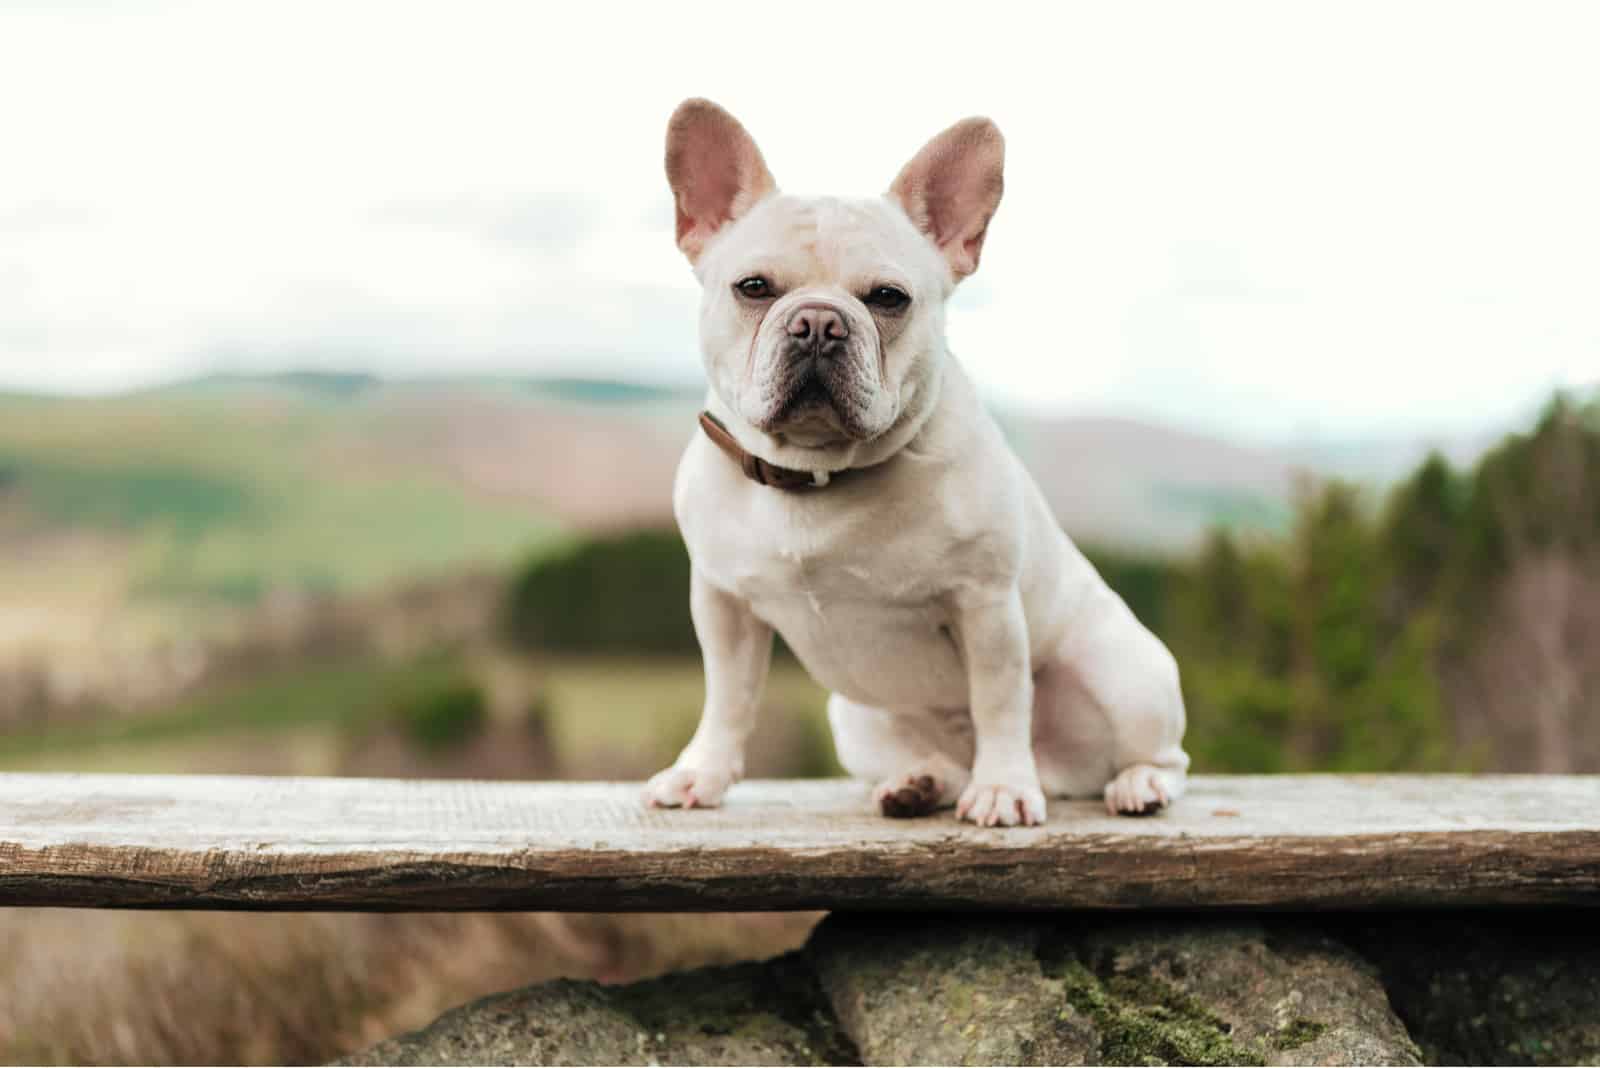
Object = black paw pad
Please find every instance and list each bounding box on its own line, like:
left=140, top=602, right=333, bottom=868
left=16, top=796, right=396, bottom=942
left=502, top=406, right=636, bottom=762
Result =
left=879, top=774, right=940, bottom=818
left=1124, top=798, right=1167, bottom=818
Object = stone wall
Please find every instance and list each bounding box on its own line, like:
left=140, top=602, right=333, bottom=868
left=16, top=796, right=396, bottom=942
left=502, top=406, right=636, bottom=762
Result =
left=338, top=912, right=1599, bottom=1066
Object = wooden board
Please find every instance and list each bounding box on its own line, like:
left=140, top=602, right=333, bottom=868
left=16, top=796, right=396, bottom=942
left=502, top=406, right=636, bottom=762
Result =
left=1, top=773, right=1597, bottom=910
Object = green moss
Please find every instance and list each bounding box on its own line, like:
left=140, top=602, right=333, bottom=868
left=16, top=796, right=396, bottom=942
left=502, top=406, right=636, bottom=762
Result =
left=1276, top=1017, right=1328, bottom=1050
left=615, top=964, right=762, bottom=1036
left=612, top=956, right=856, bottom=1066
left=1054, top=958, right=1264, bottom=1067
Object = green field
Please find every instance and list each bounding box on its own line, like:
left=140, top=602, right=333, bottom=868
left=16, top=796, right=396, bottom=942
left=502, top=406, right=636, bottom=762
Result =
left=0, top=384, right=559, bottom=610
left=0, top=650, right=837, bottom=781
left=0, top=652, right=463, bottom=769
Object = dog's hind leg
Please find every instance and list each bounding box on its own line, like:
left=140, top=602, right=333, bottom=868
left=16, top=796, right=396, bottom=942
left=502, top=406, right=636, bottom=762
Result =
left=1104, top=761, right=1187, bottom=816
left=1033, top=588, right=1190, bottom=815
left=827, top=695, right=973, bottom=818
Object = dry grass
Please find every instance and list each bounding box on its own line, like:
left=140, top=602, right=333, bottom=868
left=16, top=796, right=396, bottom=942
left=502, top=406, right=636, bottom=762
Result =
left=0, top=910, right=820, bottom=1066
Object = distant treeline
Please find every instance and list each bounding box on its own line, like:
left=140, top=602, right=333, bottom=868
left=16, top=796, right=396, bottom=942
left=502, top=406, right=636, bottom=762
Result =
left=505, top=394, right=1600, bottom=774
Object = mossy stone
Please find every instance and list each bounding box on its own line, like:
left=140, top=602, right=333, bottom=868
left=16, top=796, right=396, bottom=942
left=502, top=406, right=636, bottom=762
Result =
left=334, top=955, right=851, bottom=1066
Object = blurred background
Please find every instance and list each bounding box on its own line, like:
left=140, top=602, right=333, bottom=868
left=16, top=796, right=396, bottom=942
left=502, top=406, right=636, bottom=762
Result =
left=2, top=1, right=1598, bottom=1064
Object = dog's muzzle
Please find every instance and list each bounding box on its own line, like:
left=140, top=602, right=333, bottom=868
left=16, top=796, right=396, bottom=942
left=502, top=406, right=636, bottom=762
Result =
left=785, top=302, right=850, bottom=358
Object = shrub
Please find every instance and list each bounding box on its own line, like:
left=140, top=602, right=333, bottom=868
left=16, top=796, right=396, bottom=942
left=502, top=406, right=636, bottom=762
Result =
left=391, top=673, right=488, bottom=752
left=503, top=529, right=696, bottom=653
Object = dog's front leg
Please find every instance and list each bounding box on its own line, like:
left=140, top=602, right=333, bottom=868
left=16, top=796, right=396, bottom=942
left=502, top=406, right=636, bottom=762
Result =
left=953, top=587, right=1047, bottom=826
left=643, top=569, right=772, bottom=809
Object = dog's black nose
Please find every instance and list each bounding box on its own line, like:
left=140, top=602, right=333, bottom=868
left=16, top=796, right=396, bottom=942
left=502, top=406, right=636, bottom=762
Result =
left=785, top=304, right=849, bottom=345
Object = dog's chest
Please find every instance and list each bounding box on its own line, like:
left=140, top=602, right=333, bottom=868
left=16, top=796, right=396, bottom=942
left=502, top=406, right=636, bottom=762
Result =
left=695, top=517, right=971, bottom=709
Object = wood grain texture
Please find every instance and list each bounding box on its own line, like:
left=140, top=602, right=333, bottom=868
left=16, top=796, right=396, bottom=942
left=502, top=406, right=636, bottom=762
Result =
left=1, top=774, right=1597, bottom=910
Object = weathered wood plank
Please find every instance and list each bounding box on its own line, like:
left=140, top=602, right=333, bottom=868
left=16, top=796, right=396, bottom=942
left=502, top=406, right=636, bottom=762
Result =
left=0, top=773, right=1596, bottom=910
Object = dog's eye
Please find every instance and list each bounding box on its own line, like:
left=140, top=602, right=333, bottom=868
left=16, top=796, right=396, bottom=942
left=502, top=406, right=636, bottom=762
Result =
left=864, top=285, right=910, bottom=311
left=734, top=276, right=774, bottom=299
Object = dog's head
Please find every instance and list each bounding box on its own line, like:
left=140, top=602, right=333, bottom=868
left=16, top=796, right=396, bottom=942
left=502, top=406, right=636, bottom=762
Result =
left=666, top=99, right=1003, bottom=460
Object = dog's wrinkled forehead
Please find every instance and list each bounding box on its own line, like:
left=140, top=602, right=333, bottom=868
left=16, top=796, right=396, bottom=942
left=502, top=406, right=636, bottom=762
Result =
left=699, top=194, right=947, bottom=297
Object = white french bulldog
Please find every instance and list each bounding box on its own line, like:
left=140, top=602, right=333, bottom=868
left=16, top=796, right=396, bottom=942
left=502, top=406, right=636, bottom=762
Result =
left=643, top=99, right=1190, bottom=826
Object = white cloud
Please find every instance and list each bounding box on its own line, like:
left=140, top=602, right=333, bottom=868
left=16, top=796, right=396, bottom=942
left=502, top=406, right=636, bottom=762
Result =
left=0, top=1, right=1596, bottom=438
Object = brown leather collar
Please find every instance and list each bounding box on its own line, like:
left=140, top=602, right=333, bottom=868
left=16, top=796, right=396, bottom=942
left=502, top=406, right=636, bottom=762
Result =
left=697, top=411, right=837, bottom=490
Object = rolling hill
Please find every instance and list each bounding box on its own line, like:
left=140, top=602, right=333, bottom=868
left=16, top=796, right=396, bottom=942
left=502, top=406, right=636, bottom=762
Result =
left=0, top=369, right=1507, bottom=718
left=1, top=370, right=1482, bottom=609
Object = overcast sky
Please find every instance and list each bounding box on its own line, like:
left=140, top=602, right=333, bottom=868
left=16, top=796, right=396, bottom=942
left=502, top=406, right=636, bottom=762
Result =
left=1, top=1, right=1596, bottom=441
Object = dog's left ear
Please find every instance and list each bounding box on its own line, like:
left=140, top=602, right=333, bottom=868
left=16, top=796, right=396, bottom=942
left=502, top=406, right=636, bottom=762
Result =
left=665, top=98, right=778, bottom=264
left=889, top=117, right=1004, bottom=280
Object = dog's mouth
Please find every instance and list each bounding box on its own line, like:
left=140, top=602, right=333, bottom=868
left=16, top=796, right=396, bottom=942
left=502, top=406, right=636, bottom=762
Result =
left=759, top=359, right=870, bottom=443
left=779, top=371, right=835, bottom=419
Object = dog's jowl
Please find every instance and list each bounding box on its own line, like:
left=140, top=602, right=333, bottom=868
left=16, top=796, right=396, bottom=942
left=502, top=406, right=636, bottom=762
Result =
left=644, top=99, right=1190, bottom=826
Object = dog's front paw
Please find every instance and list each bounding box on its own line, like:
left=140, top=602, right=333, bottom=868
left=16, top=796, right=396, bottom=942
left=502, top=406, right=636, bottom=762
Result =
left=956, top=780, right=1047, bottom=827
left=1104, top=763, right=1174, bottom=816
left=642, top=763, right=736, bottom=809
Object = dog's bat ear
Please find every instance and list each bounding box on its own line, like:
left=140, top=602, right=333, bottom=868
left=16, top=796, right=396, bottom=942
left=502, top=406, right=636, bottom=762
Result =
left=665, top=99, right=778, bottom=264
left=889, top=117, right=1005, bottom=280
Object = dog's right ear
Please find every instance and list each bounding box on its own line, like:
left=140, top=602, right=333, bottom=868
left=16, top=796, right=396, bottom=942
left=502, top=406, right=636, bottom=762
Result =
left=665, top=99, right=777, bottom=264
